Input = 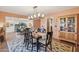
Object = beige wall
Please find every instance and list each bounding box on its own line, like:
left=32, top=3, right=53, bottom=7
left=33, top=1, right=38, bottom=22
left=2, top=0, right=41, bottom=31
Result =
left=41, top=17, right=47, bottom=30
left=41, top=7, right=79, bottom=39
left=48, top=7, right=79, bottom=17
left=0, top=11, right=27, bottom=23
left=50, top=7, right=79, bottom=39
left=0, top=11, right=27, bottom=28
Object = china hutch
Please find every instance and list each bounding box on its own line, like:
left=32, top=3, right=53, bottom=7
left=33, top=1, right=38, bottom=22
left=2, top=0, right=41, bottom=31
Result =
left=52, top=14, right=79, bottom=52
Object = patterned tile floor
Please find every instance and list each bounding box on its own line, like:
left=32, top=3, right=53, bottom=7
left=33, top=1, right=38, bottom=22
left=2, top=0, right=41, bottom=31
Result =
left=6, top=32, right=47, bottom=52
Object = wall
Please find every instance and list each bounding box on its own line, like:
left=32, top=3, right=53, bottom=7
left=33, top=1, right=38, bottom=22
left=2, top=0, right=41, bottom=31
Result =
left=41, top=17, right=47, bottom=30
left=41, top=7, right=79, bottom=39
left=51, top=7, right=79, bottom=39
left=48, top=7, right=79, bottom=17
left=0, top=11, right=27, bottom=23
left=0, top=11, right=28, bottom=40
left=33, top=19, right=41, bottom=29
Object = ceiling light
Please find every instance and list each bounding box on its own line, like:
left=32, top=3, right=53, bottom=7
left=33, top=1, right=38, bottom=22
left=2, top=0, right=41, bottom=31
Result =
left=28, top=6, right=45, bottom=20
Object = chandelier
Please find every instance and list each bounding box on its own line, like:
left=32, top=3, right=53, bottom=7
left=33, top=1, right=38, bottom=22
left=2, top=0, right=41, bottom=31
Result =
left=28, top=6, right=45, bottom=20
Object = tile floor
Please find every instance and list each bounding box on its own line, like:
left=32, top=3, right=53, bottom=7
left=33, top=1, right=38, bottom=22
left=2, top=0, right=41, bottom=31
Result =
left=6, top=32, right=49, bottom=52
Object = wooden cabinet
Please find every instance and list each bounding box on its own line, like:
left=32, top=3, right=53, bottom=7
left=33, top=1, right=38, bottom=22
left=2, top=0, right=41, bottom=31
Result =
left=58, top=14, right=79, bottom=51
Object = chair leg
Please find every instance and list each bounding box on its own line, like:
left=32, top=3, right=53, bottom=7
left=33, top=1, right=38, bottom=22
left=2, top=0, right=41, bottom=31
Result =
left=45, top=45, right=47, bottom=52
left=27, top=40, right=29, bottom=50
left=31, top=39, right=33, bottom=52
left=37, top=39, right=39, bottom=52
left=45, top=38, right=48, bottom=52
left=49, top=37, right=52, bottom=51
left=31, top=44, right=33, bottom=52
left=50, top=42, right=52, bottom=51
left=24, top=40, right=27, bottom=47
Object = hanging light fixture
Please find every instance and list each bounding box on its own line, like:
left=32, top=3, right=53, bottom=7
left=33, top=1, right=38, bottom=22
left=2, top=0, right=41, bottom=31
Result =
left=28, top=6, right=45, bottom=20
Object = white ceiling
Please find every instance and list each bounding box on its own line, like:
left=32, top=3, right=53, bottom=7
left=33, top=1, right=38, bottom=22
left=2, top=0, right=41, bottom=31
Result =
left=0, top=6, right=78, bottom=16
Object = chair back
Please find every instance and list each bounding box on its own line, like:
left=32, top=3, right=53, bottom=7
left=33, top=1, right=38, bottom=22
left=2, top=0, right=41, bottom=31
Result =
left=46, top=32, right=53, bottom=45
left=24, top=28, right=31, bottom=39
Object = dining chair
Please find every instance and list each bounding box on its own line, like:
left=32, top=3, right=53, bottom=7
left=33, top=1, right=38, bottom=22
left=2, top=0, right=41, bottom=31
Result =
left=38, top=32, right=53, bottom=52
left=0, top=35, right=4, bottom=45
left=24, top=28, right=31, bottom=50
left=31, top=35, right=42, bottom=52
left=30, top=32, right=52, bottom=52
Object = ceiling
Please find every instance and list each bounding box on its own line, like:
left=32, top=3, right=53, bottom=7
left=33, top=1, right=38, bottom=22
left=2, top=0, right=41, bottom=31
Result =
left=0, top=6, right=78, bottom=16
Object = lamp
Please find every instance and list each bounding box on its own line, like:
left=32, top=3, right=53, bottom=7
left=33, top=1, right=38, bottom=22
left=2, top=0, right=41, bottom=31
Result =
left=28, top=6, right=45, bottom=20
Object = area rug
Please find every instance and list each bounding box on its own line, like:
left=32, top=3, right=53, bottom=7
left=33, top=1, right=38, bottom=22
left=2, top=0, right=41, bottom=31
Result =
left=6, top=33, right=46, bottom=52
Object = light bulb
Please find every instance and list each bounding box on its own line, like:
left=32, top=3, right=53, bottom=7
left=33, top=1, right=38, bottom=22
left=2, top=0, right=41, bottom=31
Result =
left=31, top=16, right=33, bottom=19
left=42, top=14, right=45, bottom=17
left=38, top=13, right=40, bottom=17
left=34, top=14, right=36, bottom=18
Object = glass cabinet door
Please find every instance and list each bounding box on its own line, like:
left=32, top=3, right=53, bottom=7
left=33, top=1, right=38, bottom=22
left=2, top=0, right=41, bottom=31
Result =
left=67, top=17, right=75, bottom=32
left=60, top=18, right=66, bottom=31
